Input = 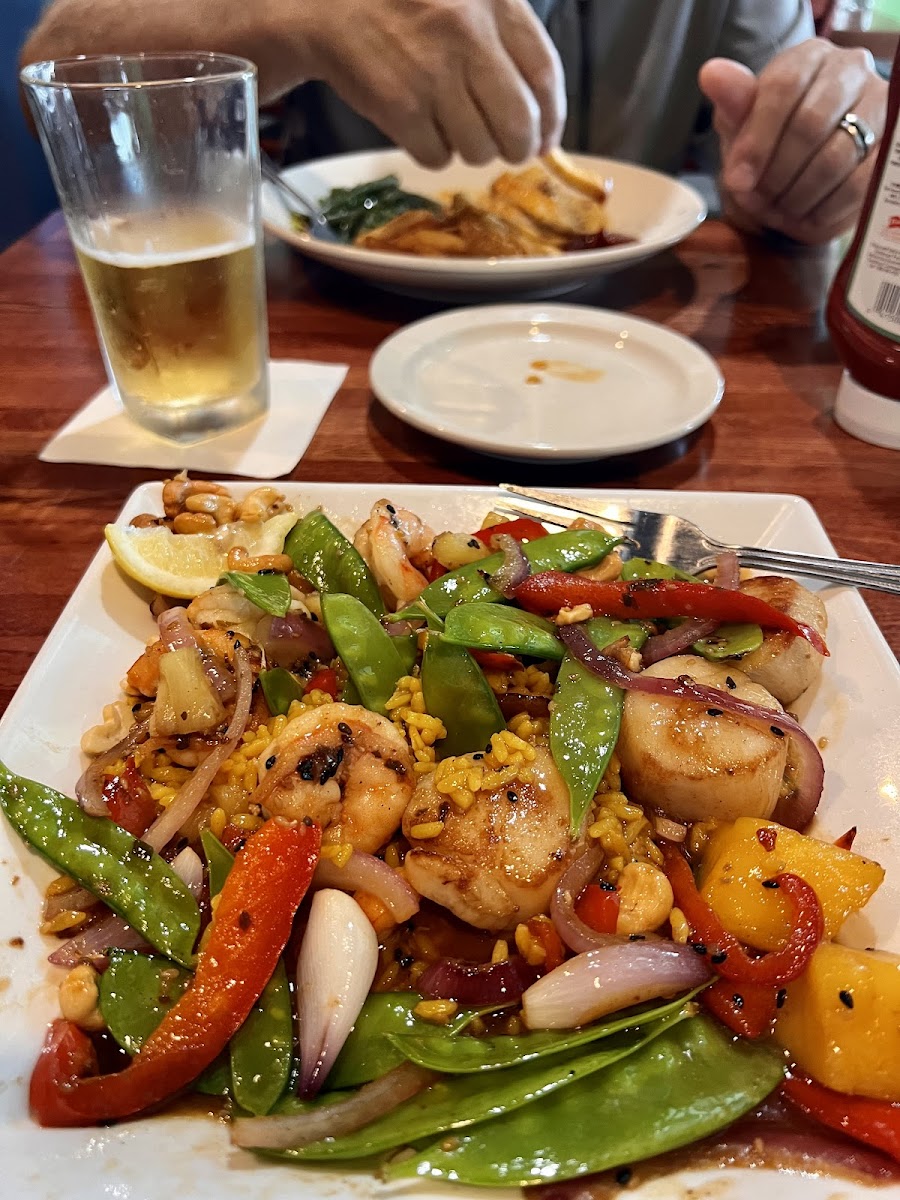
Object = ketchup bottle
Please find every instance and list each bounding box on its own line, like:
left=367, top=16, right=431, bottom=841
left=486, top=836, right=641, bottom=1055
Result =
left=826, top=43, right=900, bottom=450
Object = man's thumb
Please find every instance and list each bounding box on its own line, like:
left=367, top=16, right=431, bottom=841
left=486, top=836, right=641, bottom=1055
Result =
left=698, top=57, right=757, bottom=138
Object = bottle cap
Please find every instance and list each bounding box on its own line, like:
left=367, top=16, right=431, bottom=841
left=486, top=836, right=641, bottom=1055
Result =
left=834, top=370, right=900, bottom=450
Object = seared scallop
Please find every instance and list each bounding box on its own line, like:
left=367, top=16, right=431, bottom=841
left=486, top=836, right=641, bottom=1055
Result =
left=617, top=656, right=787, bottom=824
left=723, top=576, right=827, bottom=705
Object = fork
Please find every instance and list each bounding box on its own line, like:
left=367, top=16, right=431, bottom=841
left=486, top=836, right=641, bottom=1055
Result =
left=260, top=154, right=339, bottom=243
left=496, top=484, right=900, bottom=596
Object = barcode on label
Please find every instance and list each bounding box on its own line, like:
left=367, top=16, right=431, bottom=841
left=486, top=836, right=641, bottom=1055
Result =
left=873, top=280, right=900, bottom=322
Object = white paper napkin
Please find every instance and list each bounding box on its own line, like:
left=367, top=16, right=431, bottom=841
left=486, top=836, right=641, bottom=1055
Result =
left=39, top=360, right=348, bottom=477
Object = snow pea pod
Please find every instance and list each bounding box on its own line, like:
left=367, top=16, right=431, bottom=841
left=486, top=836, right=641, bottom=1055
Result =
left=259, top=667, right=304, bottom=717
left=220, top=570, right=291, bottom=616
left=201, top=831, right=293, bottom=1113
left=0, top=761, right=199, bottom=967
left=321, top=593, right=406, bottom=715
left=550, top=619, right=647, bottom=833
left=99, top=950, right=230, bottom=1096
left=694, top=622, right=763, bottom=661
left=328, top=993, right=425, bottom=1088
left=386, top=990, right=697, bottom=1074
left=396, top=529, right=621, bottom=620
left=421, top=634, right=505, bottom=758
left=620, top=557, right=701, bottom=583
left=271, top=1014, right=688, bottom=1162
left=285, top=511, right=384, bottom=615
left=442, top=604, right=564, bottom=661
left=387, top=1015, right=785, bottom=1186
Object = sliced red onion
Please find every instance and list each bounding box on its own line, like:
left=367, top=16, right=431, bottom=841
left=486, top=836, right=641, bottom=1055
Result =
left=256, top=612, right=334, bottom=669
left=641, top=619, right=719, bottom=667
left=652, top=814, right=688, bottom=843
left=296, top=889, right=379, bottom=1098
left=75, top=716, right=150, bottom=818
left=489, top=533, right=531, bottom=599
left=200, top=654, right=236, bottom=702
left=384, top=619, right=416, bottom=637
left=44, top=884, right=101, bottom=922
left=171, top=846, right=204, bottom=901
left=143, top=644, right=252, bottom=852
left=557, top=625, right=824, bottom=831
left=48, top=913, right=149, bottom=968
left=521, top=941, right=711, bottom=1030
left=550, top=847, right=619, bottom=954
left=231, top=1061, right=438, bottom=1151
left=313, top=850, right=419, bottom=922
left=157, top=606, right=197, bottom=653
left=418, top=955, right=538, bottom=1005
left=715, top=551, right=740, bottom=591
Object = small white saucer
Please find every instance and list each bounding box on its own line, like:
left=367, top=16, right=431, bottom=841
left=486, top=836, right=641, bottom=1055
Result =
left=369, top=304, right=724, bottom=460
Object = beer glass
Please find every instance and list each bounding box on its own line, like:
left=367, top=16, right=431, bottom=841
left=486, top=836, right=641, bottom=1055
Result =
left=21, top=53, right=269, bottom=442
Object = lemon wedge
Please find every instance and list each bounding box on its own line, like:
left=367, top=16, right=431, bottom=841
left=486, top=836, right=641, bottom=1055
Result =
left=105, top=511, right=298, bottom=599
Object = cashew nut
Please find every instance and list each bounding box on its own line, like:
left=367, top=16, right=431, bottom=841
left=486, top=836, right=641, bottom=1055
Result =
left=80, top=700, right=135, bottom=757
left=615, top=861, right=674, bottom=936
left=59, top=964, right=105, bottom=1031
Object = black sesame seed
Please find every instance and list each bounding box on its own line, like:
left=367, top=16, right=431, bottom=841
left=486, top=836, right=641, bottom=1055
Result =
left=472, top=753, right=484, bottom=761
left=706, top=708, right=723, bottom=717
left=691, top=943, right=708, bottom=955
left=771, top=726, right=785, bottom=738
left=725, top=675, right=737, bottom=689
left=615, top=1167, right=632, bottom=1185
left=265, top=755, right=277, bottom=770
left=257, top=567, right=278, bottom=575
left=711, top=951, right=728, bottom=964
left=621, top=593, right=636, bottom=608
left=776, top=988, right=787, bottom=1009
left=762, top=879, right=780, bottom=889
left=507, top=790, right=518, bottom=803
left=180, top=710, right=188, bottom=722
left=468, top=539, right=480, bottom=549
left=839, top=990, right=854, bottom=1009
left=386, top=504, right=396, bottom=514
left=598, top=880, right=617, bottom=892
left=732, top=993, right=744, bottom=1009
left=628, top=934, right=646, bottom=942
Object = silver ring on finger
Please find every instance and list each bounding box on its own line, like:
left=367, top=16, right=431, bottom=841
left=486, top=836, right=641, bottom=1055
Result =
left=838, top=111, right=876, bottom=164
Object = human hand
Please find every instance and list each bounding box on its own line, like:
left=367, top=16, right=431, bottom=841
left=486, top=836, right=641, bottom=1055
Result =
left=699, top=39, right=887, bottom=244
left=288, top=0, right=565, bottom=167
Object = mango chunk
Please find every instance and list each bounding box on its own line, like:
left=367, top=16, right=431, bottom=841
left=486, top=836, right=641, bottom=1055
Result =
left=775, top=942, right=900, bottom=1101
left=699, top=817, right=883, bottom=951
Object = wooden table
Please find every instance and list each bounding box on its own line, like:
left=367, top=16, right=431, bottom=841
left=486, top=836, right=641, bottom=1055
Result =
left=0, top=212, right=897, bottom=716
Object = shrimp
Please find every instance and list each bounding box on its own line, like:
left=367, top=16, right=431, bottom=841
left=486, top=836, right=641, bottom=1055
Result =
left=252, top=702, right=415, bottom=853
left=353, top=500, right=436, bottom=610
left=402, top=746, right=578, bottom=932
left=617, top=656, right=788, bottom=825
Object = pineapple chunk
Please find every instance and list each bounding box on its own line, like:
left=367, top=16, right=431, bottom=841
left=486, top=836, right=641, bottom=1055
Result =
left=775, top=942, right=900, bottom=1101
left=699, top=817, right=883, bottom=951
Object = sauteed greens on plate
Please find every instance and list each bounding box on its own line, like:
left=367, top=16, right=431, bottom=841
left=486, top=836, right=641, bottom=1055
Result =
left=3, top=476, right=899, bottom=1189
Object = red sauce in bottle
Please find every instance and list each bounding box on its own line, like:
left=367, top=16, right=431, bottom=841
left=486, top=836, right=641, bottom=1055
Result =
left=826, top=42, right=900, bottom=449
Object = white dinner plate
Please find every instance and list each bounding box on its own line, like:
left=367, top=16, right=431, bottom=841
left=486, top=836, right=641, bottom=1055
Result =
left=1, top=482, right=898, bottom=1200
left=369, top=304, right=724, bottom=459
left=261, top=149, right=707, bottom=300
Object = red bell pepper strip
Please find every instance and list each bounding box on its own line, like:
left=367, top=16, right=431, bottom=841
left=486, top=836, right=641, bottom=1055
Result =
left=515, top=574, right=828, bottom=656
left=662, top=843, right=823, bottom=987
left=305, top=667, right=339, bottom=699
left=526, top=915, right=566, bottom=973
left=575, top=883, right=621, bottom=935
left=471, top=649, right=522, bottom=672
left=703, top=977, right=778, bottom=1039
left=473, top=517, right=548, bottom=546
left=102, top=757, right=156, bottom=837
left=29, top=817, right=321, bottom=1127
left=782, top=1072, right=900, bottom=1164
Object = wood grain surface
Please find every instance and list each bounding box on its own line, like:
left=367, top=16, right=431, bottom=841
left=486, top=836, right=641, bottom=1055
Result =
left=0, top=212, right=897, bottom=718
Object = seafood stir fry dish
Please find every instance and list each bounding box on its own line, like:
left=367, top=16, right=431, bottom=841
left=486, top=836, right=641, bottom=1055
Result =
left=3, top=477, right=899, bottom=1192
left=297, top=150, right=627, bottom=257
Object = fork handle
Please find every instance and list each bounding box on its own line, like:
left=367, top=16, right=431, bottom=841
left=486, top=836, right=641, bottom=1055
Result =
left=734, top=548, right=900, bottom=596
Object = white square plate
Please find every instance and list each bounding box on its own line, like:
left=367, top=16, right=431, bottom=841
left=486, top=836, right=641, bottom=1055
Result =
left=1, top=483, right=898, bottom=1200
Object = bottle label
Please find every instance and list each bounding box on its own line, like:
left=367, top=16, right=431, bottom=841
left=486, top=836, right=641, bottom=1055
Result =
left=846, top=109, right=900, bottom=338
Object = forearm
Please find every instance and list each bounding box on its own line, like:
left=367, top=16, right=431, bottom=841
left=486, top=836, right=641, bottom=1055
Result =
left=20, top=0, right=313, bottom=104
